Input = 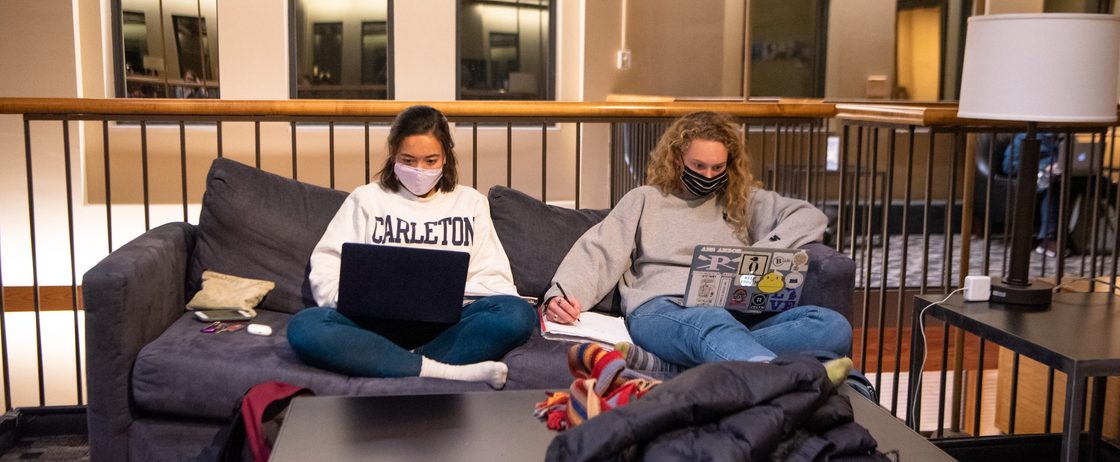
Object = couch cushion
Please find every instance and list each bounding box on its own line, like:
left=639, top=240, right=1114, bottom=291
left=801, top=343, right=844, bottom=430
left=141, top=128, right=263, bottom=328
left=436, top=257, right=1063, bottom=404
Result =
left=131, top=311, right=576, bottom=420
left=797, top=242, right=856, bottom=321
left=188, top=159, right=348, bottom=314
left=487, top=186, right=619, bottom=313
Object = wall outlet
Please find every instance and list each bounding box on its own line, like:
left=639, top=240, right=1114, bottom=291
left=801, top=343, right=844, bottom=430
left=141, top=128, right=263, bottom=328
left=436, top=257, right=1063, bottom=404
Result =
left=616, top=50, right=631, bottom=70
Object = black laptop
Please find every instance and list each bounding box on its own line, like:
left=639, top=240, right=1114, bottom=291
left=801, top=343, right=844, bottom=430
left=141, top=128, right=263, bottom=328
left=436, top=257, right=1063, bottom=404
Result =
left=337, top=243, right=469, bottom=346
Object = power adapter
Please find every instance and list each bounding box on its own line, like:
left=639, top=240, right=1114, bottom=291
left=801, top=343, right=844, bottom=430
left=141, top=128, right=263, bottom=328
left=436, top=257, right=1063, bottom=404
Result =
left=963, top=275, right=992, bottom=302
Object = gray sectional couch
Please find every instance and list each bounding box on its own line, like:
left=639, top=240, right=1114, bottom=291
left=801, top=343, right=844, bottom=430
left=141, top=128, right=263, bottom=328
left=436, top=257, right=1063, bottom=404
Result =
left=83, top=158, right=856, bottom=461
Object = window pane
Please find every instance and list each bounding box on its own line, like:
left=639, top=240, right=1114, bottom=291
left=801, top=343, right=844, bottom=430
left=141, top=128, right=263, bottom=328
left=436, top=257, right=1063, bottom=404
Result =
left=748, top=0, right=826, bottom=98
left=459, top=0, right=553, bottom=100
left=294, top=0, right=391, bottom=100
left=118, top=0, right=219, bottom=99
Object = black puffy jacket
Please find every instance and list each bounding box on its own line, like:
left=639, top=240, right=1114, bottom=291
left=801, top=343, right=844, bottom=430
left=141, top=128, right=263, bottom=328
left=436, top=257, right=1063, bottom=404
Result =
left=546, top=356, right=890, bottom=462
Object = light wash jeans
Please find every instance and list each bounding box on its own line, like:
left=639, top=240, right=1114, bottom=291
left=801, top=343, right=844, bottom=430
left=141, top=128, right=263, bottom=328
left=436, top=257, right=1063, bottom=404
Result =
left=286, top=295, right=536, bottom=377
left=626, top=296, right=852, bottom=368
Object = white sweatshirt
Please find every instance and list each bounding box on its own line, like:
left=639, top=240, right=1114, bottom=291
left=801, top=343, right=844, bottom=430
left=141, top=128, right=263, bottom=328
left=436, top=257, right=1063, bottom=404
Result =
left=309, top=183, right=519, bottom=307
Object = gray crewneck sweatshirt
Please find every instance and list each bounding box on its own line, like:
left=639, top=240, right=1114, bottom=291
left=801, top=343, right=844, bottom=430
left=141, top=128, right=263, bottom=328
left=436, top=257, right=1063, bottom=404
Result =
left=544, top=186, right=827, bottom=315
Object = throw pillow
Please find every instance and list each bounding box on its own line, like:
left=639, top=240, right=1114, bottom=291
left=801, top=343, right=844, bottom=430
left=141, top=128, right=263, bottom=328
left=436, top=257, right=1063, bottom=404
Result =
left=188, top=158, right=348, bottom=314
left=487, top=186, right=621, bottom=314
left=186, top=270, right=276, bottom=315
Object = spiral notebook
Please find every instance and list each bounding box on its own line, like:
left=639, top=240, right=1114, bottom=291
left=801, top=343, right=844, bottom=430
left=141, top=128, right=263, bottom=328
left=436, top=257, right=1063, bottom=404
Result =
left=539, top=311, right=631, bottom=347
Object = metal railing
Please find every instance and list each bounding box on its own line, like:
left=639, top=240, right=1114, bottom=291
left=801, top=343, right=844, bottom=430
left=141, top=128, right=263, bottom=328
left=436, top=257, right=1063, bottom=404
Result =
left=835, top=104, right=1120, bottom=442
left=0, top=97, right=834, bottom=411
left=1, top=97, right=1114, bottom=448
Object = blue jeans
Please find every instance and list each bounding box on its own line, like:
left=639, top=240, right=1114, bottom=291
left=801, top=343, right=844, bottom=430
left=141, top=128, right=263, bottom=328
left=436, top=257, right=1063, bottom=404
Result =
left=626, top=296, right=852, bottom=368
left=286, top=295, right=536, bottom=377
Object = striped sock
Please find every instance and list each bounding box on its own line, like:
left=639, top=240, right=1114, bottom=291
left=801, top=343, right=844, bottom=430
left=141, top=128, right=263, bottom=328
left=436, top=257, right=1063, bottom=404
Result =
left=614, top=342, right=679, bottom=372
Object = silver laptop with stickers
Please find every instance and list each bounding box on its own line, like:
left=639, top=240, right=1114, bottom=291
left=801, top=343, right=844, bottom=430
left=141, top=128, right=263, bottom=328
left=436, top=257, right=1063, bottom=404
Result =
left=682, top=245, right=810, bottom=313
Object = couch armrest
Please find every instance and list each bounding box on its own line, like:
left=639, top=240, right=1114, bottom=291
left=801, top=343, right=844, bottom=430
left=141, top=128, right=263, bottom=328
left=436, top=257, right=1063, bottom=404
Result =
left=798, top=242, right=856, bottom=322
left=83, top=222, right=196, bottom=462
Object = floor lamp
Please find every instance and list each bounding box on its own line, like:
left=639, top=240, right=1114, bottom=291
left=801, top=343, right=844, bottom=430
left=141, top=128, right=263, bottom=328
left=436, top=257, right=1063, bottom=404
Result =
left=957, top=13, right=1120, bottom=305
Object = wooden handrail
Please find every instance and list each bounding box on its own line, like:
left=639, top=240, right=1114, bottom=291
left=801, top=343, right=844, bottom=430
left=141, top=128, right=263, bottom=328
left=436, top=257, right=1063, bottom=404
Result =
left=0, top=97, right=836, bottom=120
left=836, top=103, right=1120, bottom=128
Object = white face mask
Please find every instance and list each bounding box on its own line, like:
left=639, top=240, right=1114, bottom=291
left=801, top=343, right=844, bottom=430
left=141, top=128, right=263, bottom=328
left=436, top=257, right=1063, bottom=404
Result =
left=394, top=162, right=444, bottom=196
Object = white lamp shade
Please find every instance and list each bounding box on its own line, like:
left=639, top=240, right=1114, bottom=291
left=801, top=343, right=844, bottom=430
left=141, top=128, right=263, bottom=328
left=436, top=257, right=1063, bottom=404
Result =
left=958, top=14, right=1120, bottom=123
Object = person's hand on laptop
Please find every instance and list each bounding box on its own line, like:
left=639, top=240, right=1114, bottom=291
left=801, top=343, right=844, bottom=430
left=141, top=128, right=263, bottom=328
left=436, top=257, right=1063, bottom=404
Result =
left=545, top=296, right=582, bottom=325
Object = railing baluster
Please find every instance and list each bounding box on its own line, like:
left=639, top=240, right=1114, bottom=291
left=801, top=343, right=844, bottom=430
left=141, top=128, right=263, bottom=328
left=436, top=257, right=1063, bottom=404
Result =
left=921, top=131, right=936, bottom=295
left=850, top=127, right=864, bottom=261
left=944, top=131, right=959, bottom=294
left=575, top=122, right=582, bottom=209
left=1088, top=132, right=1103, bottom=281
left=836, top=124, right=850, bottom=253
left=365, top=122, right=371, bottom=183
left=291, top=121, right=298, bottom=180
left=891, top=126, right=916, bottom=416
left=472, top=122, right=479, bottom=188
left=62, top=117, right=83, bottom=404
left=216, top=120, right=223, bottom=158
left=1106, top=127, right=1115, bottom=284
left=254, top=121, right=261, bottom=169
left=983, top=131, right=995, bottom=275
left=507, top=122, right=513, bottom=188
left=329, top=121, right=336, bottom=189
left=950, top=131, right=967, bottom=433
left=22, top=117, right=46, bottom=407
left=180, top=121, right=188, bottom=222
left=102, top=120, right=113, bottom=251
left=875, top=128, right=896, bottom=403
left=760, top=124, right=769, bottom=189
left=773, top=123, right=782, bottom=192
left=1055, top=131, right=1073, bottom=283
left=807, top=123, right=816, bottom=203
left=141, top=120, right=151, bottom=231
left=541, top=121, right=548, bottom=202
left=858, top=127, right=877, bottom=373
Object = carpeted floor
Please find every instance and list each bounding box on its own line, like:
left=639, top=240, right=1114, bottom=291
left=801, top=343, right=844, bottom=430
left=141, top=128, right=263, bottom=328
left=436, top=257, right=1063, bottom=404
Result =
left=0, top=436, right=88, bottom=461
left=851, top=234, right=1120, bottom=288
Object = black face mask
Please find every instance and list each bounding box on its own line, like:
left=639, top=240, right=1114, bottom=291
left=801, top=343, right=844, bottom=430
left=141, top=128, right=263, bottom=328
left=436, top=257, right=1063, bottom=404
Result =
left=681, top=167, right=728, bottom=197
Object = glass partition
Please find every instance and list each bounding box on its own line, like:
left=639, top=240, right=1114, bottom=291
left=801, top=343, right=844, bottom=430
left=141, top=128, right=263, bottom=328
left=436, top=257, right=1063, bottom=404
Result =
left=116, top=0, right=220, bottom=98
left=458, top=0, right=553, bottom=100
left=293, top=0, right=392, bottom=99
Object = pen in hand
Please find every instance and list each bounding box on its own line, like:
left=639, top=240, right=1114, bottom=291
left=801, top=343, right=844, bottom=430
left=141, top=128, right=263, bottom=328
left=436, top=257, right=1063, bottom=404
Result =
left=555, top=282, right=580, bottom=324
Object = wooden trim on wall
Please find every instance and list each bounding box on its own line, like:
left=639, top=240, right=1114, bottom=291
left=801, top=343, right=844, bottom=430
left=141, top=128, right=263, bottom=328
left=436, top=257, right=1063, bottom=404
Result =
left=2, top=286, right=84, bottom=312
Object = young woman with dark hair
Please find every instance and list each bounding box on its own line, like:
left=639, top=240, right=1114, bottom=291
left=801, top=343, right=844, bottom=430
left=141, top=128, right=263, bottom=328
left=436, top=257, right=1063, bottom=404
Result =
left=287, top=105, right=535, bottom=388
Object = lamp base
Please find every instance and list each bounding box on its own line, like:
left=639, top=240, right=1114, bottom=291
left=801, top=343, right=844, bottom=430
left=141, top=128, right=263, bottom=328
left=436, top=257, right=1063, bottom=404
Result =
left=989, top=277, right=1053, bottom=306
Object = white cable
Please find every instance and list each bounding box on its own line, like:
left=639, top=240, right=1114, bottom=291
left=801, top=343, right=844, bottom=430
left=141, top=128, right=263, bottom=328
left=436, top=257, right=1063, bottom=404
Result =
left=1050, top=276, right=1120, bottom=293
left=910, top=287, right=966, bottom=428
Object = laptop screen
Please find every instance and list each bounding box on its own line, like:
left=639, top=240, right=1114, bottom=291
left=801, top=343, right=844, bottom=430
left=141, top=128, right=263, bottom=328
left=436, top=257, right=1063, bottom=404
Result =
left=337, top=243, right=469, bottom=324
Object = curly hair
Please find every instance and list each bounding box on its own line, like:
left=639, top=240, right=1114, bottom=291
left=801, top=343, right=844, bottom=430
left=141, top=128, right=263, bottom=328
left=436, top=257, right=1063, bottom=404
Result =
left=378, top=105, right=458, bottom=193
left=645, top=111, right=759, bottom=243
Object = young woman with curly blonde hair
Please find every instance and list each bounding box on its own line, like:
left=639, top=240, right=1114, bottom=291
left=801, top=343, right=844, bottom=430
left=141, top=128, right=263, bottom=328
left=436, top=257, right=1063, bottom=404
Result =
left=542, top=111, right=852, bottom=371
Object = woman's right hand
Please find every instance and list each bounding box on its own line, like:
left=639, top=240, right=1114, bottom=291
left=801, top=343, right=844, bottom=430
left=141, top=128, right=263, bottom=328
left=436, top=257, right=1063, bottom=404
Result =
left=545, top=295, right=583, bottom=325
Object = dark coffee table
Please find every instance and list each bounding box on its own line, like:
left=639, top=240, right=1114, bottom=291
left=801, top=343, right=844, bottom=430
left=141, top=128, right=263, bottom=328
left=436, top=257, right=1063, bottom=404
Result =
left=270, top=387, right=950, bottom=461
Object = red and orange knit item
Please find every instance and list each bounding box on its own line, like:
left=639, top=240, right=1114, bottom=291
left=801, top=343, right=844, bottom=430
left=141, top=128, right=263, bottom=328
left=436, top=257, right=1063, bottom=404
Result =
left=534, top=343, right=660, bottom=431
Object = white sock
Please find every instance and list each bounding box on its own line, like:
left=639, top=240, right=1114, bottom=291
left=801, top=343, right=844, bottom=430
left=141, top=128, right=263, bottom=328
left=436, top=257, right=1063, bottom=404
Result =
left=419, top=357, right=508, bottom=389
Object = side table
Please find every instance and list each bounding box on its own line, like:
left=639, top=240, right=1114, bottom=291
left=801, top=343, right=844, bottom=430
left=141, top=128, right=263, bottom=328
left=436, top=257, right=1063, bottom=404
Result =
left=909, top=292, right=1120, bottom=462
